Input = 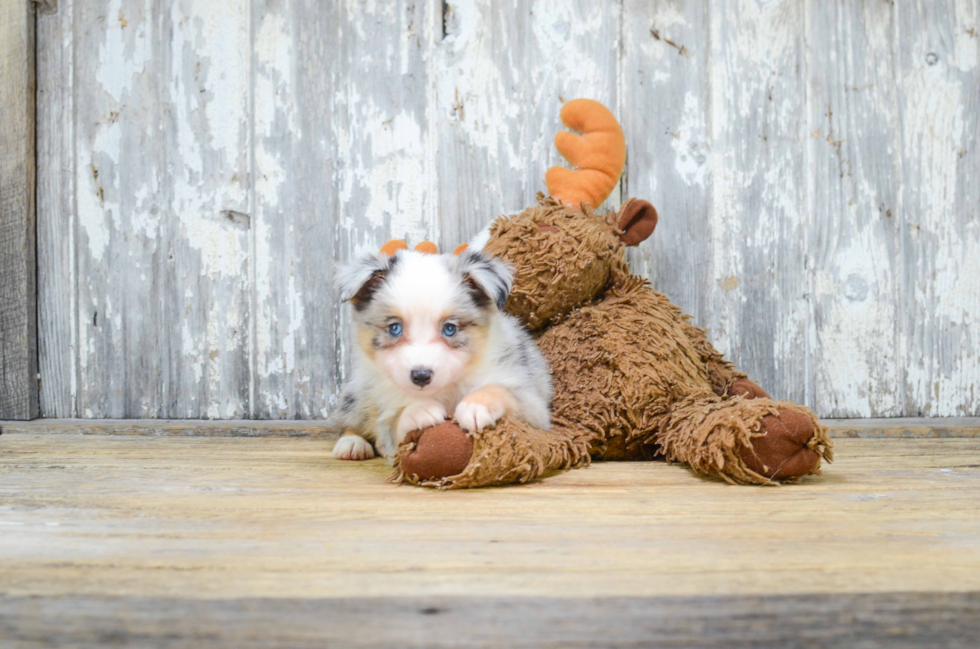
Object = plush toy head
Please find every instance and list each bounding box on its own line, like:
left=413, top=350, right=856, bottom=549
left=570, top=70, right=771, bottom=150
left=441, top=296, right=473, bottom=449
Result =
left=480, top=98, right=658, bottom=331
left=482, top=197, right=651, bottom=330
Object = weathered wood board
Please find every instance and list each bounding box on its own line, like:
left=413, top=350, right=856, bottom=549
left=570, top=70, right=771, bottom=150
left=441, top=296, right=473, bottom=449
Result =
left=897, top=1, right=980, bottom=417
left=37, top=0, right=251, bottom=419
left=808, top=0, right=904, bottom=417
left=1, top=431, right=980, bottom=646
left=0, top=430, right=980, bottom=649
left=1, top=433, right=979, bottom=599
left=0, top=0, right=38, bottom=420
left=35, top=0, right=980, bottom=419
left=2, top=592, right=978, bottom=649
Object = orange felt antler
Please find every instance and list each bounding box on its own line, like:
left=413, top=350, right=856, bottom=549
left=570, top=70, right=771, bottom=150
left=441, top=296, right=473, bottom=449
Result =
left=379, top=239, right=409, bottom=256
left=545, top=99, right=626, bottom=208
left=378, top=240, right=439, bottom=256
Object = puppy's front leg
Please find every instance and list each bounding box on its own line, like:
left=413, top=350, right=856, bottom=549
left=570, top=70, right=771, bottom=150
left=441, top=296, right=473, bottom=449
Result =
left=332, top=430, right=377, bottom=461
left=455, top=384, right=517, bottom=431
left=393, top=399, right=448, bottom=449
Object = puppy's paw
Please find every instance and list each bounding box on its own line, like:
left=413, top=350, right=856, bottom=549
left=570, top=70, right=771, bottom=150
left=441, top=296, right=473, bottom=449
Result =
left=455, top=396, right=506, bottom=432
left=332, top=434, right=376, bottom=461
left=395, top=400, right=448, bottom=444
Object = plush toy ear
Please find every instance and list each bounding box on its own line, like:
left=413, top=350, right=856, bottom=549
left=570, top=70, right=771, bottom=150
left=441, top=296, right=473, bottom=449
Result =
left=617, top=199, right=658, bottom=246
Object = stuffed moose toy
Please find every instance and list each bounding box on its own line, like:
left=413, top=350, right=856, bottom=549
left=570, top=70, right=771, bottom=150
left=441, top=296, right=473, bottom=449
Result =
left=381, top=99, right=832, bottom=488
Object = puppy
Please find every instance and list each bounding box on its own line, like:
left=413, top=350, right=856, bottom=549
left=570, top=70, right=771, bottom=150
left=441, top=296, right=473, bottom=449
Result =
left=329, top=248, right=552, bottom=460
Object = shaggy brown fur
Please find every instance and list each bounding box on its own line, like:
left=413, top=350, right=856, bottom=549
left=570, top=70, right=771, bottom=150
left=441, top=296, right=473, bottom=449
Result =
left=394, top=196, right=833, bottom=488
left=391, top=99, right=832, bottom=489
left=394, top=416, right=591, bottom=489
left=484, top=198, right=625, bottom=330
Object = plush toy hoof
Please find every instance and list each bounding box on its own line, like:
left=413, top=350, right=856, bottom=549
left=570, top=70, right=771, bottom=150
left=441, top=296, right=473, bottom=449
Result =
left=399, top=422, right=474, bottom=482
left=740, top=409, right=821, bottom=480
left=728, top=378, right=771, bottom=400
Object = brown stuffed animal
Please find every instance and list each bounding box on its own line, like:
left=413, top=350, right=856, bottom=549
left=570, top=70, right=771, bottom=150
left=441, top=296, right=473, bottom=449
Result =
left=392, top=99, right=833, bottom=488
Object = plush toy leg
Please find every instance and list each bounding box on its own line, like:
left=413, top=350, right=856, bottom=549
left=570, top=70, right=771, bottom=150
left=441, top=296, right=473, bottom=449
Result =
left=724, top=378, right=836, bottom=479
left=392, top=417, right=591, bottom=489
left=657, top=392, right=833, bottom=485
left=675, top=317, right=749, bottom=396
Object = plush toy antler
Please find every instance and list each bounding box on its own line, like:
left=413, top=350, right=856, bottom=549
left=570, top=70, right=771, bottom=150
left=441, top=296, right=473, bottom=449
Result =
left=545, top=99, right=627, bottom=208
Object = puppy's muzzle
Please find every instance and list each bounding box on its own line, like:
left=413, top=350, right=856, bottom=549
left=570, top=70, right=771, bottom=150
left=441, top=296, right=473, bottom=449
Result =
left=410, top=368, right=433, bottom=387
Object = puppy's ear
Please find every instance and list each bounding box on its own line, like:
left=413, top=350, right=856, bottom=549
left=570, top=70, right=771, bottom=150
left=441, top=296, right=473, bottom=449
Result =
left=456, top=249, right=513, bottom=311
left=335, top=254, right=398, bottom=311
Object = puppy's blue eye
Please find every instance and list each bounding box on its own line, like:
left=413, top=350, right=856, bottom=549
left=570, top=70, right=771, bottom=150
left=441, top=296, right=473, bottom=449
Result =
left=388, top=322, right=402, bottom=337
left=442, top=323, right=458, bottom=337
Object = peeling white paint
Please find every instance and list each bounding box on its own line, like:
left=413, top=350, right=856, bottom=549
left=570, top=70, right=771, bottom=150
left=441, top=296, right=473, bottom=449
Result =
left=77, top=119, right=123, bottom=264
left=254, top=9, right=297, bottom=137
left=900, top=21, right=978, bottom=416
left=36, top=0, right=980, bottom=419
left=95, top=0, right=152, bottom=103
left=954, top=0, right=978, bottom=71
left=353, top=108, right=427, bottom=234
left=707, top=0, right=809, bottom=401
left=671, top=92, right=709, bottom=187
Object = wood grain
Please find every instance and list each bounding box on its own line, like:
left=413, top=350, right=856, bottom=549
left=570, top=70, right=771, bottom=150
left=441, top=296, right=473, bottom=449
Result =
left=0, top=0, right=38, bottom=421
left=435, top=0, right=621, bottom=249
left=897, top=0, right=980, bottom=416
left=34, top=1, right=980, bottom=418
left=36, top=0, right=75, bottom=418
left=708, top=0, right=810, bottom=405
left=1, top=431, right=980, bottom=646
left=808, top=0, right=904, bottom=417
left=249, top=0, right=342, bottom=419
left=1, top=592, right=977, bottom=649
left=250, top=0, right=439, bottom=419
left=826, top=416, right=980, bottom=438
left=434, top=0, right=530, bottom=249
left=2, top=433, right=979, bottom=601
left=622, top=0, right=712, bottom=329
left=39, top=0, right=251, bottom=418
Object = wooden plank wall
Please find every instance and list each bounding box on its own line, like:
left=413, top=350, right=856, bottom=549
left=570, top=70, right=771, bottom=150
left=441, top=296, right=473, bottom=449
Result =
left=35, top=0, right=980, bottom=419
left=0, top=0, right=39, bottom=420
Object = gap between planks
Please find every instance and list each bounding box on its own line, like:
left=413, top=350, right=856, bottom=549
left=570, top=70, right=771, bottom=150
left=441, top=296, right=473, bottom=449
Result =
left=1, top=417, right=979, bottom=439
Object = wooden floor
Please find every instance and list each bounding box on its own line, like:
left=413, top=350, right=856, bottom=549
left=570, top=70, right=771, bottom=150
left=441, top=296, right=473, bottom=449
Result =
left=1, top=421, right=979, bottom=647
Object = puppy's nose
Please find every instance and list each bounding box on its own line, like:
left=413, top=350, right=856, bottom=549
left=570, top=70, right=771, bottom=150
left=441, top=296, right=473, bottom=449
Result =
left=410, top=368, right=433, bottom=387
